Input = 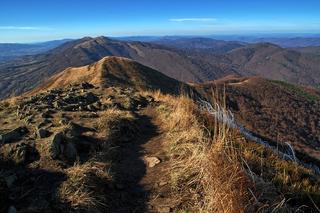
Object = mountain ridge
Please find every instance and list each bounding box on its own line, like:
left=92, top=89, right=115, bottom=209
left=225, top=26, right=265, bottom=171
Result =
left=1, top=36, right=320, bottom=100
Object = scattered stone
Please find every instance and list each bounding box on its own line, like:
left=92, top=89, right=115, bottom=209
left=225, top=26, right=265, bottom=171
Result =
left=144, top=156, right=161, bottom=168
left=0, top=126, right=28, bottom=143
left=24, top=116, right=33, bottom=125
left=7, top=143, right=32, bottom=164
left=158, top=181, right=168, bottom=187
left=157, top=206, right=171, bottom=213
left=86, top=104, right=96, bottom=111
left=41, top=110, right=54, bottom=118
left=146, top=95, right=155, bottom=103
left=37, top=119, right=51, bottom=129
left=37, top=128, right=50, bottom=138
left=8, top=206, right=17, bottom=213
left=85, top=92, right=99, bottom=103
left=81, top=82, right=94, bottom=89
left=4, top=174, right=17, bottom=188
left=50, top=132, right=77, bottom=163
left=53, top=101, right=63, bottom=109
left=92, top=101, right=102, bottom=110
left=59, top=117, right=70, bottom=125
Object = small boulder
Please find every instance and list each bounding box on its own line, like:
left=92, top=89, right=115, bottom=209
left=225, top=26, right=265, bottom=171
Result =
left=84, top=92, right=99, bottom=104
left=53, top=101, right=63, bottom=109
left=50, top=132, right=77, bottom=163
left=5, top=143, right=35, bottom=164
left=8, top=206, right=17, bottom=213
left=37, top=128, right=50, bottom=138
left=0, top=126, right=28, bottom=143
left=4, top=174, right=17, bottom=188
left=157, top=206, right=171, bottom=213
left=59, top=117, right=70, bottom=125
left=81, top=82, right=94, bottom=89
left=41, top=110, right=55, bottom=118
left=86, top=104, right=96, bottom=111
left=144, top=156, right=161, bottom=168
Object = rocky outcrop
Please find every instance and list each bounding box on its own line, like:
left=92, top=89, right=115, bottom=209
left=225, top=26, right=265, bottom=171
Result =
left=0, top=127, right=28, bottom=144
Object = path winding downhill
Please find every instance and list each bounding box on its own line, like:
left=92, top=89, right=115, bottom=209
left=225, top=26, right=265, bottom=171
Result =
left=108, top=107, right=174, bottom=213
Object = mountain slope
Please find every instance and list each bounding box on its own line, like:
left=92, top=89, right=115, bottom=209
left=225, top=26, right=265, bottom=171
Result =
left=31, top=56, right=185, bottom=95
left=1, top=37, right=320, bottom=100
left=176, top=42, right=320, bottom=87
left=293, top=46, right=320, bottom=56
left=195, top=75, right=320, bottom=164
left=0, top=37, right=210, bottom=99
left=224, top=43, right=320, bottom=85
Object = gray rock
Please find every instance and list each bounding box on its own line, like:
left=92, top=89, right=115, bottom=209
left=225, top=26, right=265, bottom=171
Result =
left=37, top=119, right=51, bottom=129
left=85, top=92, right=98, bottom=103
left=53, top=101, right=63, bottom=109
left=50, top=132, right=77, bottom=163
left=4, top=174, right=17, bottom=188
left=59, top=117, right=70, bottom=125
left=8, top=206, right=17, bottom=213
left=0, top=126, right=28, bottom=143
left=86, top=104, right=96, bottom=111
left=7, top=143, right=30, bottom=164
left=37, top=128, right=50, bottom=138
left=144, top=156, right=161, bottom=168
left=41, top=109, right=55, bottom=118
left=81, top=82, right=94, bottom=89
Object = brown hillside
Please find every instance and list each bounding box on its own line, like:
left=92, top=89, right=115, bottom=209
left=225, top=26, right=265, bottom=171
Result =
left=30, top=56, right=185, bottom=95
left=225, top=43, right=320, bottom=85
left=0, top=37, right=209, bottom=99
left=196, top=76, right=320, bottom=164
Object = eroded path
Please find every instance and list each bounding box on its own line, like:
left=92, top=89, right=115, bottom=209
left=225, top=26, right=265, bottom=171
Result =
left=107, top=107, right=174, bottom=213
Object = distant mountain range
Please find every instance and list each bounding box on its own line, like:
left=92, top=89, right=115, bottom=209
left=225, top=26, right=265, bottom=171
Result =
left=293, top=46, right=320, bottom=56
left=237, top=37, right=320, bottom=48
left=117, top=35, right=320, bottom=48
left=1, top=36, right=320, bottom=99
left=1, top=35, right=320, bottom=63
left=0, top=39, right=72, bottom=62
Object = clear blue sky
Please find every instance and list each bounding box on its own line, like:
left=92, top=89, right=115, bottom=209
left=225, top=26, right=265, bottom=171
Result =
left=0, top=0, right=319, bottom=42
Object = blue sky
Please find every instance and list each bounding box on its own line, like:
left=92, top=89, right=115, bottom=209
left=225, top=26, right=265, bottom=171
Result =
left=0, top=0, right=319, bottom=42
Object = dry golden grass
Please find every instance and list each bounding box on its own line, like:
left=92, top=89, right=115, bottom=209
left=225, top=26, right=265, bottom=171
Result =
left=59, top=161, right=111, bottom=210
left=146, top=91, right=251, bottom=212
left=57, top=107, right=138, bottom=211
left=145, top=89, right=320, bottom=212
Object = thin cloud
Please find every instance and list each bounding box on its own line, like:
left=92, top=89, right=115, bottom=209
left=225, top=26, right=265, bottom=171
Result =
left=169, top=18, right=217, bottom=22
left=0, top=26, right=53, bottom=30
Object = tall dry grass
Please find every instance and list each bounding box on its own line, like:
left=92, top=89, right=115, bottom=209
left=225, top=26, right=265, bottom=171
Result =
left=149, top=90, right=251, bottom=212
left=59, top=162, right=111, bottom=211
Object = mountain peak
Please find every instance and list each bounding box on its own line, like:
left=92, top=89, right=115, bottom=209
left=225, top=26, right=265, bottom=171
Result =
left=30, top=56, right=184, bottom=95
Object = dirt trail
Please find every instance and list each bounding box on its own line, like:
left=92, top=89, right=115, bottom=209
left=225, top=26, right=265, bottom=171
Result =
left=109, top=107, right=174, bottom=213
